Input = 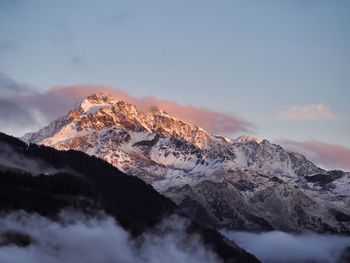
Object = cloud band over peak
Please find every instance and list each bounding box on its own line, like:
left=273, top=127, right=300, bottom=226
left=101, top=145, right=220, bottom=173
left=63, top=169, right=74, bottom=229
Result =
left=0, top=74, right=253, bottom=136
left=280, top=139, right=350, bottom=171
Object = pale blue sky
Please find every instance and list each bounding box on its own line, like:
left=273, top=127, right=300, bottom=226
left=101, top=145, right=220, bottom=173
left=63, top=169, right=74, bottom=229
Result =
left=0, top=0, right=349, bottom=146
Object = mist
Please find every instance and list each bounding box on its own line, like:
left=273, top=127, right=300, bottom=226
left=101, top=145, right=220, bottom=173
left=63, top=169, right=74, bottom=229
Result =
left=0, top=142, right=79, bottom=176
left=0, top=211, right=221, bottom=263
left=222, top=230, right=350, bottom=263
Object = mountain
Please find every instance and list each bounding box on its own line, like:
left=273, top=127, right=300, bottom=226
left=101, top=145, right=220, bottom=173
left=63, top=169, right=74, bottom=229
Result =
left=23, top=92, right=350, bottom=233
left=0, top=132, right=260, bottom=263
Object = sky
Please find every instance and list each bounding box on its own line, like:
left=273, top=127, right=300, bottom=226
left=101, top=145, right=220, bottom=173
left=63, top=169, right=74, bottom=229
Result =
left=0, top=0, right=349, bottom=169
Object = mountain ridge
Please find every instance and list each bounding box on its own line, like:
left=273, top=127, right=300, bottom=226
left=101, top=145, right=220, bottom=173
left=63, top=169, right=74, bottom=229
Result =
left=22, top=92, right=350, bottom=233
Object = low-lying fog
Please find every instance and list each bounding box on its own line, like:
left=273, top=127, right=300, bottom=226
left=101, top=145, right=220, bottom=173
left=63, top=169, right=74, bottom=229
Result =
left=222, top=230, right=350, bottom=263
left=2, top=209, right=349, bottom=263
left=0, top=211, right=221, bottom=263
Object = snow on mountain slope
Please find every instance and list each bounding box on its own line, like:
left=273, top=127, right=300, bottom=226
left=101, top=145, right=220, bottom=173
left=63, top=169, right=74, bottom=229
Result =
left=22, top=92, right=350, bottom=233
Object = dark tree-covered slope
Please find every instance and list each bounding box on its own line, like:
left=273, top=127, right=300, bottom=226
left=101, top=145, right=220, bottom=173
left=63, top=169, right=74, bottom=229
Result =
left=0, top=132, right=260, bottom=263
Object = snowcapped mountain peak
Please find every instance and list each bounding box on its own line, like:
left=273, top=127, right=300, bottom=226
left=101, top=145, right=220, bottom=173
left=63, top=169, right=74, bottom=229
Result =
left=233, top=135, right=261, bottom=144
left=19, top=92, right=350, bottom=235
left=23, top=92, right=215, bottom=148
left=21, top=92, right=350, bottom=233
left=79, top=92, right=118, bottom=114
left=21, top=92, right=327, bottom=180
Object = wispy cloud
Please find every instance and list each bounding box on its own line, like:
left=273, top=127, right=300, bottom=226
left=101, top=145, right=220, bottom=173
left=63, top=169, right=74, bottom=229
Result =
left=0, top=73, right=44, bottom=135
left=0, top=72, right=33, bottom=95
left=279, top=139, right=350, bottom=171
left=0, top=99, right=37, bottom=126
left=279, top=104, right=333, bottom=121
left=0, top=74, right=253, bottom=136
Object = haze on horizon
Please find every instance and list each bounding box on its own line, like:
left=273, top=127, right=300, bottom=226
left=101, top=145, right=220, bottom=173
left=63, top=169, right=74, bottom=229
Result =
left=0, top=0, right=349, bottom=170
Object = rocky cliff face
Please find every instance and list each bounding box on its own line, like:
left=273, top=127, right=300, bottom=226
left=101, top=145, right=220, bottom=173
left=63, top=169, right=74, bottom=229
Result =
left=23, top=92, right=350, bottom=233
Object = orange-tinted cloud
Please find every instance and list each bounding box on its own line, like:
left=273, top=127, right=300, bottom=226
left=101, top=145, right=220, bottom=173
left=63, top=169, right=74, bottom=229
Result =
left=280, top=139, right=350, bottom=171
left=279, top=104, right=333, bottom=121
left=6, top=84, right=253, bottom=135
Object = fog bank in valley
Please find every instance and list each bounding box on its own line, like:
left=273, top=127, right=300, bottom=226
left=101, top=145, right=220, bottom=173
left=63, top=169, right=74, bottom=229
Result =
left=0, top=211, right=221, bottom=263
left=222, top=230, right=350, bottom=263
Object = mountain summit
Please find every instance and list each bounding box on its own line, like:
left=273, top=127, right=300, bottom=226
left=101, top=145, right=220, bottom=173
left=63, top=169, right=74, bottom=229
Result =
left=24, top=92, right=212, bottom=148
left=23, top=93, right=350, bottom=233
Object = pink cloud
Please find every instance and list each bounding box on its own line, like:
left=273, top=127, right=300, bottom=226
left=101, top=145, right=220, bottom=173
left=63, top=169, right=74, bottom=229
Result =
left=279, top=104, right=333, bottom=121
left=6, top=84, right=253, bottom=135
left=280, top=139, right=350, bottom=171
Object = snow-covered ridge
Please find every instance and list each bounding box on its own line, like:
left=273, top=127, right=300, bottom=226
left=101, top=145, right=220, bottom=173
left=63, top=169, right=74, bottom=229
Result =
left=70, top=92, right=213, bottom=148
left=21, top=92, right=333, bottom=183
left=22, top=92, right=350, bottom=233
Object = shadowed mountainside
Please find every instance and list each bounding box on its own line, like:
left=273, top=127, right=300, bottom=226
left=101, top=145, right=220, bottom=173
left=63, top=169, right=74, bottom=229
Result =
left=0, top=132, right=259, bottom=263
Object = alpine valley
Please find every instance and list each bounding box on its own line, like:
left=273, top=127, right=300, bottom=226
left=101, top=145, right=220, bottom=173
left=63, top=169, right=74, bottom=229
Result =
left=23, top=92, right=350, bottom=234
